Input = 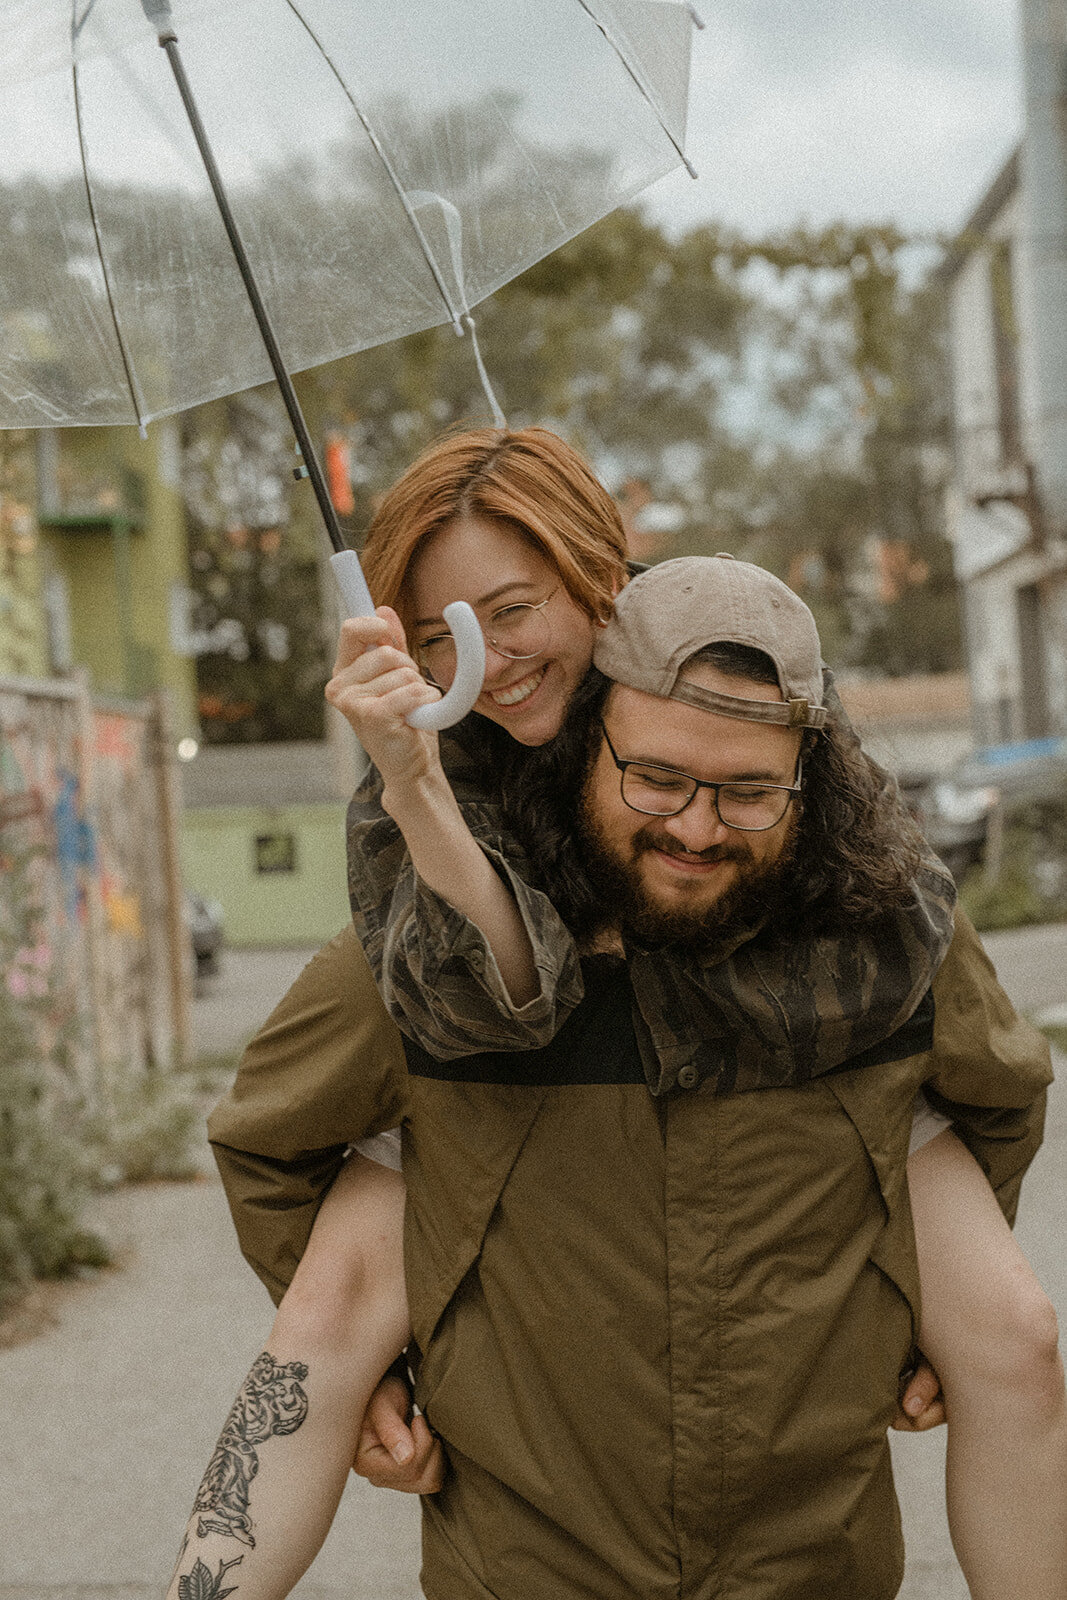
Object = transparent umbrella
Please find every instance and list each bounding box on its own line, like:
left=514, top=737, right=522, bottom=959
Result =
left=0, top=0, right=696, bottom=724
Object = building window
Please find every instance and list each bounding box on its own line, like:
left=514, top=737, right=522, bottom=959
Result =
left=255, top=833, right=297, bottom=874
left=35, top=430, right=145, bottom=523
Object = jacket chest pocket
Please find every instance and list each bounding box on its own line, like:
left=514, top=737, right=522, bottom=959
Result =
left=826, top=1064, right=926, bottom=1341
left=401, top=1078, right=548, bottom=1359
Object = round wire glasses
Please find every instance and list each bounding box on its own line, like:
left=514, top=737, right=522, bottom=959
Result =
left=600, top=722, right=803, bottom=832
left=418, top=590, right=556, bottom=688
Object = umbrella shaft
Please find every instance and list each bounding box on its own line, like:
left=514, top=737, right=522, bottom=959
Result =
left=157, top=31, right=348, bottom=556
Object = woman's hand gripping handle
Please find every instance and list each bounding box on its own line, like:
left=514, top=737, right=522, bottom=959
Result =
left=330, top=550, right=484, bottom=730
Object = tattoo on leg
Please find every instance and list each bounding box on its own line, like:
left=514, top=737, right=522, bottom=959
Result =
left=178, top=1555, right=244, bottom=1600
left=192, top=1351, right=309, bottom=1547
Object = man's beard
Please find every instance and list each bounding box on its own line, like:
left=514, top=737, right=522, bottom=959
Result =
left=577, top=794, right=798, bottom=953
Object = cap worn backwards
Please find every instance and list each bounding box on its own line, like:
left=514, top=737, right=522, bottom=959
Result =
left=594, top=555, right=827, bottom=731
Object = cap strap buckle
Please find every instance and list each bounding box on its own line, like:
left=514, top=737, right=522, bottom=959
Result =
left=670, top=680, right=827, bottom=729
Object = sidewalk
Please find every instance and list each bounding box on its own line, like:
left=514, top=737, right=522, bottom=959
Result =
left=2, top=926, right=1064, bottom=1600
left=0, top=1140, right=422, bottom=1600
left=0, top=941, right=420, bottom=1600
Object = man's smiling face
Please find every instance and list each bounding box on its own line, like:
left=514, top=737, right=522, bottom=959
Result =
left=580, top=661, right=804, bottom=945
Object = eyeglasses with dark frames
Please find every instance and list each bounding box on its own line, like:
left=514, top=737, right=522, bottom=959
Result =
left=600, top=721, right=803, bottom=832
left=418, top=588, right=558, bottom=688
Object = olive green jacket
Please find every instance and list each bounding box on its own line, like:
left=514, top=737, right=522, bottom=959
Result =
left=208, top=915, right=1051, bottom=1600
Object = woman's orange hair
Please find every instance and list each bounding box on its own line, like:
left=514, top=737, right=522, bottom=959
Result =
left=359, top=427, right=629, bottom=631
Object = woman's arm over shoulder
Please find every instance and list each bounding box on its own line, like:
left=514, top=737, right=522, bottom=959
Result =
left=647, top=850, right=958, bottom=1088
left=346, top=744, right=584, bottom=1060
left=374, top=841, right=585, bottom=1061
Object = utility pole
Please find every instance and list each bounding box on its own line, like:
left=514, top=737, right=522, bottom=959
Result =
left=1019, top=0, right=1067, bottom=537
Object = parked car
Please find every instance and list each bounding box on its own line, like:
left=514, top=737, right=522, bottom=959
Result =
left=185, top=889, right=224, bottom=978
left=948, top=736, right=1067, bottom=806
left=904, top=774, right=999, bottom=881
left=913, top=736, right=1067, bottom=885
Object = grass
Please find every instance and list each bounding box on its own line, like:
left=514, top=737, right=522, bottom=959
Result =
left=958, top=863, right=1049, bottom=932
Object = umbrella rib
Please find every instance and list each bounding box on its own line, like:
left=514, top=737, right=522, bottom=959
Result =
left=282, top=0, right=467, bottom=334
left=71, top=0, right=102, bottom=41
left=575, top=0, right=698, bottom=179
left=70, top=51, right=149, bottom=433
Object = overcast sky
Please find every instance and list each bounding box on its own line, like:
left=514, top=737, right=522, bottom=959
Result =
left=642, top=0, right=1022, bottom=240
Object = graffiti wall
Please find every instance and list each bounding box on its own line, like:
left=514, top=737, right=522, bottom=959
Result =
left=0, top=674, right=187, bottom=1113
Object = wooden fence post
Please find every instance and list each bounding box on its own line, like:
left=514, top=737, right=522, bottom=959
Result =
left=152, top=688, right=191, bottom=1065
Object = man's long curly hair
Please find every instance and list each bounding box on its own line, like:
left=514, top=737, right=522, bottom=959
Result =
left=498, top=651, right=933, bottom=942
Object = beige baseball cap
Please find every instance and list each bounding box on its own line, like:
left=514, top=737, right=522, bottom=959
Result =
left=594, top=555, right=828, bottom=730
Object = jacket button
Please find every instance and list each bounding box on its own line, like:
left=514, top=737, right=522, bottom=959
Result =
left=677, top=1064, right=700, bottom=1089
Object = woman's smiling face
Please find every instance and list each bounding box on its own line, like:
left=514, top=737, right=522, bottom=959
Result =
left=408, top=514, right=599, bottom=746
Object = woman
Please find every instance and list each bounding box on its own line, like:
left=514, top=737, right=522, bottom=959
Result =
left=168, top=428, right=1065, bottom=1600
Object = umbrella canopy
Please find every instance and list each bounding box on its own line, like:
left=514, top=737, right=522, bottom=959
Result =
left=0, top=0, right=695, bottom=431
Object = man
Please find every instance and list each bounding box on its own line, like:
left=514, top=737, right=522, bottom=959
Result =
left=210, top=557, right=1051, bottom=1599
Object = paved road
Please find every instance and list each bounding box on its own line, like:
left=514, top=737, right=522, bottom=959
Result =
left=2, top=922, right=1064, bottom=1600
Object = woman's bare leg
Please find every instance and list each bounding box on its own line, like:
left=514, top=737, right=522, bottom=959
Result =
left=166, top=1154, right=410, bottom=1600
left=907, top=1129, right=1067, bottom=1600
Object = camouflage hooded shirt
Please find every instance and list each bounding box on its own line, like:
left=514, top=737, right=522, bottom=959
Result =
left=346, top=706, right=958, bottom=1097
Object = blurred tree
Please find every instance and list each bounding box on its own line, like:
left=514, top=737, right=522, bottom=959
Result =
left=720, top=226, right=962, bottom=675
left=2, top=122, right=962, bottom=697
left=181, top=392, right=330, bottom=744
left=180, top=210, right=962, bottom=743
left=302, top=206, right=752, bottom=545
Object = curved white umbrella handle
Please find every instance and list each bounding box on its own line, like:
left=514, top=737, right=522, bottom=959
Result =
left=330, top=550, right=485, bottom=731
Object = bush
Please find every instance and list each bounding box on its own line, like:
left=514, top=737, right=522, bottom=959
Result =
left=0, top=837, right=109, bottom=1307
left=959, top=803, right=1067, bottom=932
left=1, top=839, right=208, bottom=1317
left=88, top=1071, right=204, bottom=1184
left=0, top=1002, right=109, bottom=1309
left=958, top=860, right=1047, bottom=932
left=0, top=1024, right=208, bottom=1309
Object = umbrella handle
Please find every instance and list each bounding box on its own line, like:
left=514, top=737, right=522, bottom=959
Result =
left=330, top=550, right=485, bottom=731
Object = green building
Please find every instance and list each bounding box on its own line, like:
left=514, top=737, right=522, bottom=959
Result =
left=177, top=727, right=359, bottom=948
left=1, top=422, right=199, bottom=732
left=1, top=418, right=354, bottom=950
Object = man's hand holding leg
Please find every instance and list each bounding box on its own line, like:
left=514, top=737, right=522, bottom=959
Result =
left=354, top=1370, right=445, bottom=1493
left=892, top=1354, right=946, bottom=1432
